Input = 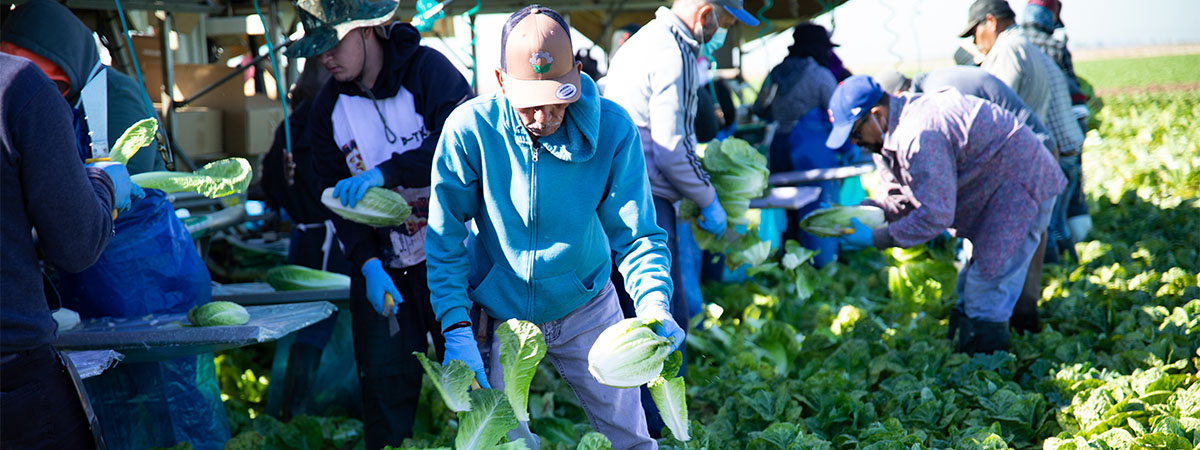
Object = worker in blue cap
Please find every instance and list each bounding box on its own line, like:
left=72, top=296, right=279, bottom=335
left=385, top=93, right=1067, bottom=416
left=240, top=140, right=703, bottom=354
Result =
left=827, top=75, right=1064, bottom=354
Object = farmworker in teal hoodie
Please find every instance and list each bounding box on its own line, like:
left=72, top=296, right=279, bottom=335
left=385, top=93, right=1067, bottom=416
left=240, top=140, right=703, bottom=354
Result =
left=292, top=0, right=473, bottom=446
left=427, top=6, right=678, bottom=449
left=1, top=0, right=165, bottom=174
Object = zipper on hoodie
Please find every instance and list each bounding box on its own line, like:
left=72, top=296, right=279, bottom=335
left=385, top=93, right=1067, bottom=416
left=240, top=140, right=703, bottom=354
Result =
left=527, top=145, right=539, bottom=319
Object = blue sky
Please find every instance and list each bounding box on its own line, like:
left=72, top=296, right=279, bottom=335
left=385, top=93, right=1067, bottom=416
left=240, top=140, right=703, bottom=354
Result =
left=424, top=0, right=1199, bottom=91
left=797, top=0, right=1200, bottom=69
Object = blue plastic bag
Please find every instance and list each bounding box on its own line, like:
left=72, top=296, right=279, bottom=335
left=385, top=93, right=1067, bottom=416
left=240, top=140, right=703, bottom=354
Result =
left=83, top=354, right=230, bottom=450
left=60, top=188, right=211, bottom=318
left=785, top=108, right=843, bottom=267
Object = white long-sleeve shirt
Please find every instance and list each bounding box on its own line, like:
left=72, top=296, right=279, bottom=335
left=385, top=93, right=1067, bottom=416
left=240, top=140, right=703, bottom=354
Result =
left=603, top=6, right=716, bottom=206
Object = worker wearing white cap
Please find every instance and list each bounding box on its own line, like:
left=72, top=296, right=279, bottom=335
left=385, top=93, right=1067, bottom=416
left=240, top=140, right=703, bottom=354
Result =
left=601, top=1, right=758, bottom=431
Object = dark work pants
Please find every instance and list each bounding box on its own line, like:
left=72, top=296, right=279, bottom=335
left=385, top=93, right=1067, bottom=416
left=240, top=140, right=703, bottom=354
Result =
left=1, top=344, right=95, bottom=449
left=349, top=261, right=444, bottom=450
left=280, top=225, right=352, bottom=420
left=611, top=195, right=688, bottom=438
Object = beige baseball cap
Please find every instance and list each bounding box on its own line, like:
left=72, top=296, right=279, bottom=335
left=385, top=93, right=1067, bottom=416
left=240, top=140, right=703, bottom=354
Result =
left=499, top=6, right=580, bottom=109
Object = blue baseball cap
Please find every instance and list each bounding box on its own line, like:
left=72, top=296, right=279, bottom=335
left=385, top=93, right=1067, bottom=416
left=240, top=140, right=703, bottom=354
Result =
left=826, top=75, right=884, bottom=149
left=712, top=0, right=759, bottom=26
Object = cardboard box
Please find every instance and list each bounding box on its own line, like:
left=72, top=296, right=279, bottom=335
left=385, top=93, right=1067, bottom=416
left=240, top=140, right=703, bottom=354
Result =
left=141, top=63, right=282, bottom=156
left=234, top=95, right=285, bottom=157
left=130, top=35, right=165, bottom=68
left=139, top=62, right=244, bottom=107
left=171, top=107, right=224, bottom=158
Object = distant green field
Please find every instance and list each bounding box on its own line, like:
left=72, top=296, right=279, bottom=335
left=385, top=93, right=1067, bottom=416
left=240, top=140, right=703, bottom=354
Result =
left=1074, top=53, right=1200, bottom=90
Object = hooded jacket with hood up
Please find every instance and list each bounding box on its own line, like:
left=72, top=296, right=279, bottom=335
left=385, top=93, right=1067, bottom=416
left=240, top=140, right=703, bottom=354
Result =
left=1, top=0, right=165, bottom=174
left=426, top=72, right=673, bottom=331
left=310, top=23, right=473, bottom=270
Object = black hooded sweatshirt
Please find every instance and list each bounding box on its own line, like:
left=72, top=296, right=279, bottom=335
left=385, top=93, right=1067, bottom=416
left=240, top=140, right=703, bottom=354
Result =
left=1, top=0, right=165, bottom=174
left=310, top=23, right=472, bottom=270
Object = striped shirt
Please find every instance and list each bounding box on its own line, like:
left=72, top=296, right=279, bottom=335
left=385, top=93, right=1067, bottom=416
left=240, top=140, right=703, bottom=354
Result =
left=869, top=90, right=1065, bottom=279
left=603, top=7, right=716, bottom=206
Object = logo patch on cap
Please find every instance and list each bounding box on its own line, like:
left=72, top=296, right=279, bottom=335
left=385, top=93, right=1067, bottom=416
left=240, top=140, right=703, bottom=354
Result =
left=530, top=51, right=553, bottom=74
left=555, top=83, right=577, bottom=100
left=850, top=107, right=862, bottom=117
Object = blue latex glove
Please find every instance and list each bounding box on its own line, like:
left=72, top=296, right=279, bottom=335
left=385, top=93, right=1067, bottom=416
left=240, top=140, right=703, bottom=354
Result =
left=697, top=197, right=727, bottom=236
left=129, top=183, right=146, bottom=205
left=642, top=309, right=686, bottom=352
left=443, top=327, right=491, bottom=389
left=839, top=217, right=875, bottom=250
left=361, top=258, right=401, bottom=316
left=89, top=161, right=133, bottom=211
left=333, top=167, right=384, bottom=208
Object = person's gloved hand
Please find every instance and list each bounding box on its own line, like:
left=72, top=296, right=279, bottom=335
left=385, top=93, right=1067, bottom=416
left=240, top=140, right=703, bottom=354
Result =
left=839, top=217, right=875, bottom=250
left=697, top=197, right=727, bottom=236
left=361, top=258, right=401, bottom=316
left=89, top=161, right=134, bottom=211
left=333, top=168, right=384, bottom=208
left=129, top=183, right=146, bottom=204
left=641, top=308, right=686, bottom=352
left=443, top=327, right=491, bottom=389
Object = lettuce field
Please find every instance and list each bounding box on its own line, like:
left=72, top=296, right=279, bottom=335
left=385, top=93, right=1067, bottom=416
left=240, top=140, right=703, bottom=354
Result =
left=204, top=89, right=1199, bottom=450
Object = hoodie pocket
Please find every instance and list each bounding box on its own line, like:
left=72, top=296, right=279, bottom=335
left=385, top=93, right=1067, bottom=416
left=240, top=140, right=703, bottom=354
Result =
left=530, top=271, right=593, bottom=322
left=468, top=266, right=596, bottom=323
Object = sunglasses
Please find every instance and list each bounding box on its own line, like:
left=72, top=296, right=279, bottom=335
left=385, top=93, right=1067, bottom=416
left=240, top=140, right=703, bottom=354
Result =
left=849, top=114, right=870, bottom=141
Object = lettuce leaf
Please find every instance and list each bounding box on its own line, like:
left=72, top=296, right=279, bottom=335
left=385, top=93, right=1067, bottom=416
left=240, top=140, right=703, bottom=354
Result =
left=455, top=389, right=518, bottom=450
left=647, top=351, right=689, bottom=441
left=497, top=319, right=546, bottom=422
left=131, top=157, right=252, bottom=198
left=110, top=118, right=157, bottom=165
left=414, top=352, right=474, bottom=412
left=575, top=432, right=613, bottom=450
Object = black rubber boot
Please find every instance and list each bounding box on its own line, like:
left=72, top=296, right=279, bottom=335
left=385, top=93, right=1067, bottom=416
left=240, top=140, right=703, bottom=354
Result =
left=957, top=316, right=1011, bottom=355
left=1010, top=307, right=1040, bottom=335
left=947, top=307, right=964, bottom=341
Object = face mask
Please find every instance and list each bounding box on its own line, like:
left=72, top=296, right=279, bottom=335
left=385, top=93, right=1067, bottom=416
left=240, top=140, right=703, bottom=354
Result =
left=702, top=26, right=727, bottom=60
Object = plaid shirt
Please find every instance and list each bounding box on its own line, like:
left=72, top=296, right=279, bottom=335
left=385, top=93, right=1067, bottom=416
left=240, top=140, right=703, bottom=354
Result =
left=1022, top=24, right=1086, bottom=104
left=1033, top=49, right=1084, bottom=154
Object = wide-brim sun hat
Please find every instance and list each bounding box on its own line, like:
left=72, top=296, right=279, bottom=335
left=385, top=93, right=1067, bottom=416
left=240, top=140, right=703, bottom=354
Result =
left=286, top=0, right=399, bottom=58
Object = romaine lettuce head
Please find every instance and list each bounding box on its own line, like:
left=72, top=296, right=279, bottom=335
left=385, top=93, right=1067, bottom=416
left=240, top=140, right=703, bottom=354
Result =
left=587, top=318, right=673, bottom=388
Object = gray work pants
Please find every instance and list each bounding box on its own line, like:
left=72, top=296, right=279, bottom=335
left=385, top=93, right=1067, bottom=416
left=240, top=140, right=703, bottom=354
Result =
left=481, top=282, right=656, bottom=450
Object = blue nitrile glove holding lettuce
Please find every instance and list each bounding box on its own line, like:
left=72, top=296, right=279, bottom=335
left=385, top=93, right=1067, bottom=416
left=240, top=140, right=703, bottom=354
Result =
left=643, top=310, right=686, bottom=352
left=361, top=258, right=401, bottom=315
left=840, top=217, right=875, bottom=250
left=334, top=167, right=384, bottom=208
left=697, top=196, right=727, bottom=236
left=443, top=327, right=491, bottom=389
left=637, top=292, right=686, bottom=352
left=88, top=161, right=136, bottom=211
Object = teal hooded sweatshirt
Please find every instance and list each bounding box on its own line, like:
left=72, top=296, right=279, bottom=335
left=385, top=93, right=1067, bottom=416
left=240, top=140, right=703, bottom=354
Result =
left=427, top=73, right=673, bottom=330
